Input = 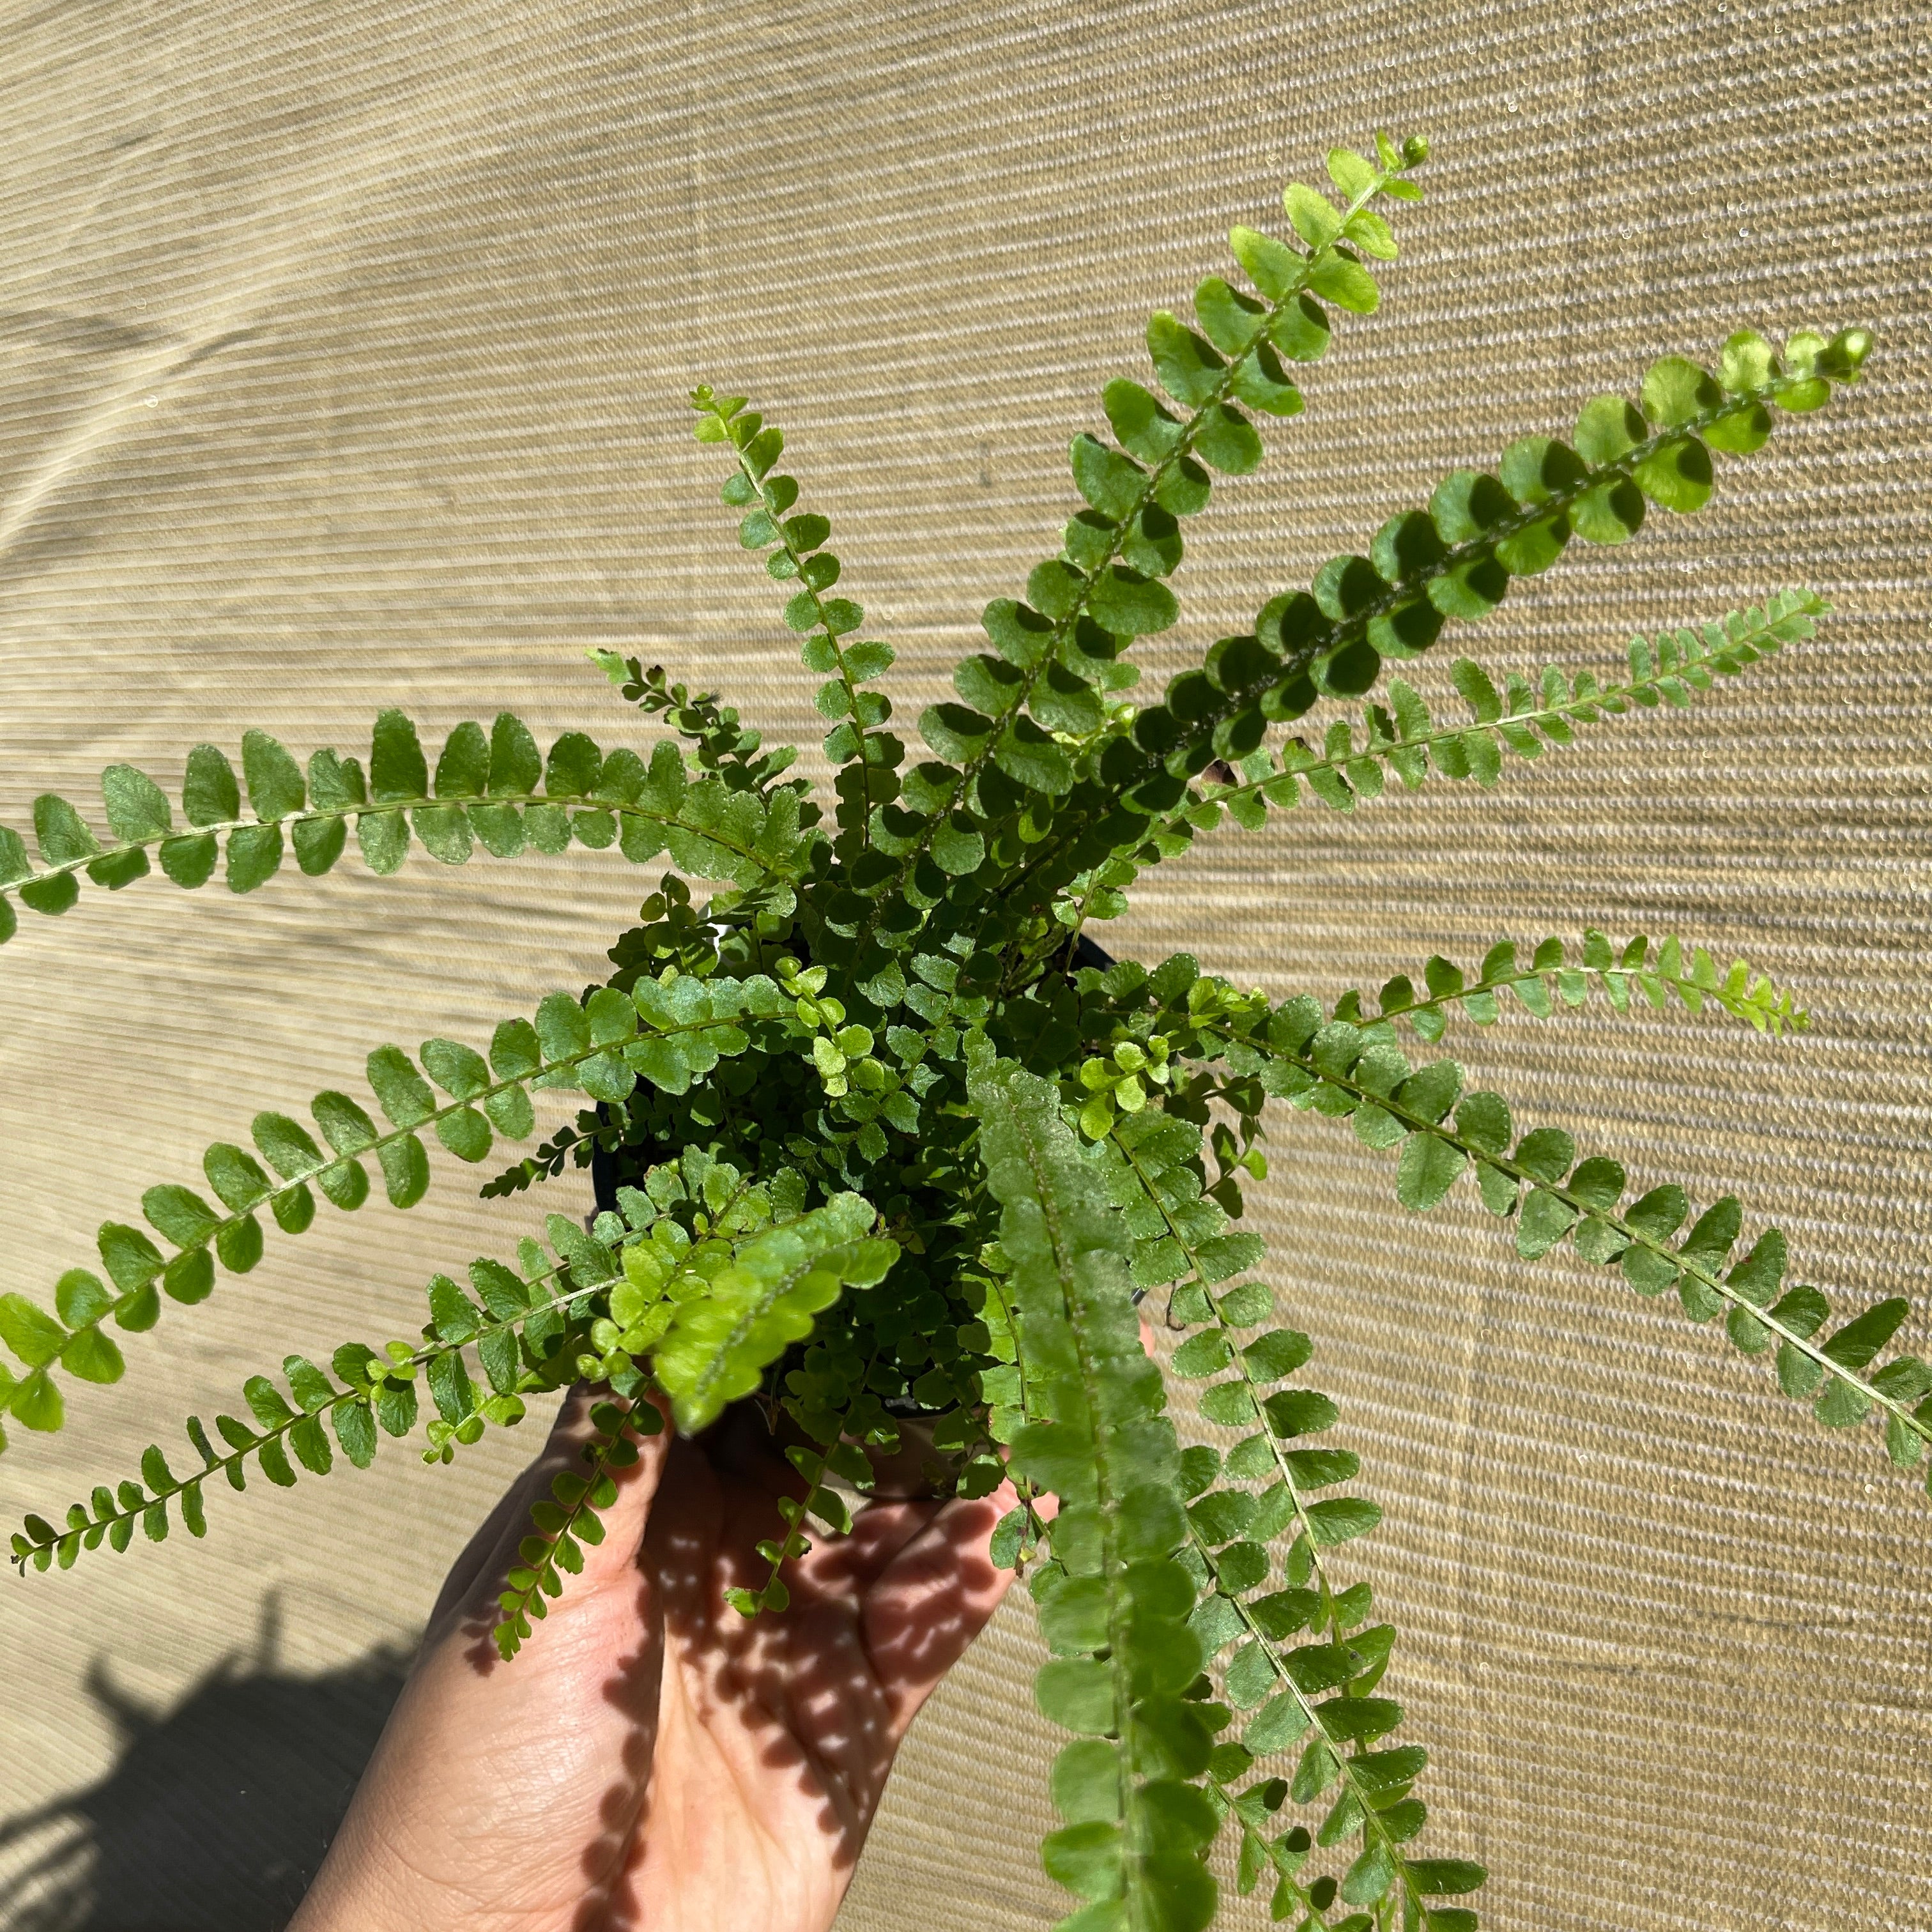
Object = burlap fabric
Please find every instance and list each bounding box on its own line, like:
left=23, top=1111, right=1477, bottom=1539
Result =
left=2, top=1, right=1927, bottom=1926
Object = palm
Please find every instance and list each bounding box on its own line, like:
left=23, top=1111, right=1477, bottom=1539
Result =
left=290, top=1393, right=1014, bottom=1932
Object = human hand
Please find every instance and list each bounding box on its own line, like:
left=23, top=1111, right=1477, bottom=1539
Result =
left=289, top=1388, right=1018, bottom=1932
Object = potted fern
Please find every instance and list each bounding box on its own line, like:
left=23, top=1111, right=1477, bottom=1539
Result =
left=2, top=130, right=1912, bottom=1932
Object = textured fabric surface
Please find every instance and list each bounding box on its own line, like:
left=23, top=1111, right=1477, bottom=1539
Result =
left=2, top=1, right=1928, bottom=1928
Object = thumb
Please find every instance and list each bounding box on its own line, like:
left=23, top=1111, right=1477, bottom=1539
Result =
left=427, top=1384, right=671, bottom=1641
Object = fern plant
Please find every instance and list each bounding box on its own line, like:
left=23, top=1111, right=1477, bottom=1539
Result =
left=2, top=130, right=1910, bottom=1932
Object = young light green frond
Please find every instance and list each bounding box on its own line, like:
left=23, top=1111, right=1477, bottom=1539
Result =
left=1100, top=1110, right=1482, bottom=1928
left=1345, top=927, right=1805, bottom=1042
left=0, top=709, right=818, bottom=951
left=0, top=975, right=797, bottom=1446
left=688, top=390, right=900, bottom=851
left=1140, top=590, right=1822, bottom=851
left=1082, top=337, right=1869, bottom=834
left=836, top=137, right=1430, bottom=969
left=972, top=1059, right=1221, bottom=1932
left=1232, top=1004, right=1932, bottom=1483
left=650, top=1192, right=896, bottom=1434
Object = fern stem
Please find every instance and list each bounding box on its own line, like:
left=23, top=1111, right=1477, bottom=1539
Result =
left=0, top=788, right=801, bottom=907
left=852, top=154, right=1425, bottom=956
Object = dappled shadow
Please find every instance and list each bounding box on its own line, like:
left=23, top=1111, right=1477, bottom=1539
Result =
left=0, top=1600, right=408, bottom=1932
left=441, top=1399, right=994, bottom=1931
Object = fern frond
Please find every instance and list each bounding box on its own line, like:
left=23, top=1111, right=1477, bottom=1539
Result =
left=836, top=138, right=1430, bottom=968
left=494, top=1396, right=662, bottom=1660
left=588, top=649, right=809, bottom=800
left=1063, top=960, right=1929, bottom=1482
left=8, top=1258, right=579, bottom=1574
left=972, top=1059, right=1221, bottom=1932
left=0, top=974, right=794, bottom=1441
left=1232, top=1003, right=1932, bottom=1480
left=1192, top=1529, right=1484, bottom=1930
left=651, top=1191, right=897, bottom=1434
left=0, top=709, right=818, bottom=948
left=1100, top=1108, right=1482, bottom=1926
left=726, top=1394, right=877, bottom=1618
left=1074, top=331, right=1871, bottom=843
left=8, top=1149, right=813, bottom=1572
left=1146, top=590, right=1822, bottom=854
left=685, top=393, right=901, bottom=853
left=1344, top=927, right=1805, bottom=1043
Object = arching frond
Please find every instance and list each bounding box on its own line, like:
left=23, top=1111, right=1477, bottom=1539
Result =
left=1149, top=978, right=1932, bottom=1483
left=1140, top=590, right=1821, bottom=854
left=1098, top=1108, right=1480, bottom=1927
left=1097, top=328, right=1872, bottom=816
left=0, top=974, right=796, bottom=1436
left=1347, top=928, right=1805, bottom=1042
left=686, top=395, right=902, bottom=851
left=0, top=709, right=818, bottom=949
left=838, top=139, right=1432, bottom=970
left=974, top=1060, right=1223, bottom=1932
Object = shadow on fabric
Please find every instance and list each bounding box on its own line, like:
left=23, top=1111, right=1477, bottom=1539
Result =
left=0, top=1601, right=406, bottom=1932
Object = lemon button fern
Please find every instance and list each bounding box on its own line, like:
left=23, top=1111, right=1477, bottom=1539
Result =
left=4, top=130, right=1912, bottom=1932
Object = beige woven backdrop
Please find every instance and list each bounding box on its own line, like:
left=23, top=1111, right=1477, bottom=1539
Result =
left=1, top=1, right=1928, bottom=1927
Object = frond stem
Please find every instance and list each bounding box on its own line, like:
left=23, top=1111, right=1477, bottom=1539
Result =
left=851, top=154, right=1424, bottom=956
left=0, top=788, right=803, bottom=905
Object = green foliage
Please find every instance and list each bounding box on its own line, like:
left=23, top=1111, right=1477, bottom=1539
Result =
left=652, top=1192, right=898, bottom=1433
left=0, top=973, right=792, bottom=1431
left=1150, top=590, right=1822, bottom=845
left=976, top=1061, right=1219, bottom=1932
left=495, top=1396, right=663, bottom=1660
left=0, top=709, right=818, bottom=942
left=1344, top=928, right=1805, bottom=1043
left=1, top=127, right=1905, bottom=1930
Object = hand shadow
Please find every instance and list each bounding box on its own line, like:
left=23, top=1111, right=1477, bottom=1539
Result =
left=0, top=1598, right=408, bottom=1932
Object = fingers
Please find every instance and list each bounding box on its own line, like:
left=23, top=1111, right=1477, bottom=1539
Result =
left=858, top=1479, right=1022, bottom=1733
